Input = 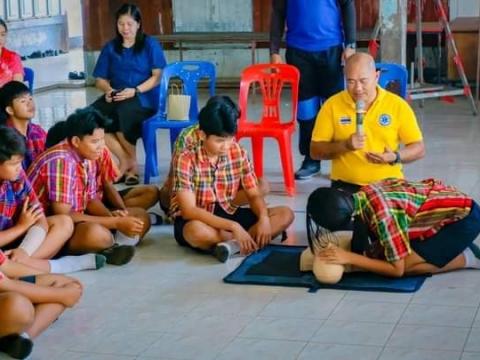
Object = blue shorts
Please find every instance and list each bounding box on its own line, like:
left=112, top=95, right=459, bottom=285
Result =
left=411, top=201, right=480, bottom=268
left=19, top=276, right=36, bottom=284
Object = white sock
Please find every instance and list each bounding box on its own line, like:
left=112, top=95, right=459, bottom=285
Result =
left=463, top=247, right=480, bottom=269
left=20, top=332, right=30, bottom=339
left=114, top=231, right=140, bottom=246
left=221, top=240, right=240, bottom=254
left=149, top=213, right=157, bottom=224
left=49, top=254, right=97, bottom=274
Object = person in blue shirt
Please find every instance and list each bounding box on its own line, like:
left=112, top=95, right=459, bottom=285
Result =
left=270, top=0, right=356, bottom=180
left=91, top=3, right=166, bottom=186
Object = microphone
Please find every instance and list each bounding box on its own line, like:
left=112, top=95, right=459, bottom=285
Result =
left=355, top=100, right=366, bottom=135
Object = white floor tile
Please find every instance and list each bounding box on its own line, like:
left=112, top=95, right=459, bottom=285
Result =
left=311, top=320, right=395, bottom=346
left=378, top=347, right=461, bottom=360
left=297, top=343, right=382, bottom=360
left=465, top=328, right=480, bottom=352
left=387, top=325, right=470, bottom=351
left=238, top=317, right=323, bottom=341
left=328, top=299, right=407, bottom=323
left=399, top=304, right=477, bottom=327
left=216, top=338, right=306, bottom=360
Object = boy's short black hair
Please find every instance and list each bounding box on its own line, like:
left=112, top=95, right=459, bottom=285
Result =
left=64, top=107, right=112, bottom=140
left=0, top=81, right=31, bottom=123
left=46, top=121, right=68, bottom=148
left=198, top=95, right=239, bottom=137
left=0, top=126, right=26, bottom=163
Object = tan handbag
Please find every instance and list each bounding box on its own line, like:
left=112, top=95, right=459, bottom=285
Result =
left=166, top=83, right=191, bottom=121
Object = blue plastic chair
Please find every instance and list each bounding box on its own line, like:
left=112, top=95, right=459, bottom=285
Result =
left=376, top=63, right=408, bottom=99
left=142, top=61, right=216, bottom=184
left=24, top=67, right=34, bottom=92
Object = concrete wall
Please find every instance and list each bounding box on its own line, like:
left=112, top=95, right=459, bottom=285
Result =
left=173, top=0, right=252, bottom=32
left=62, top=0, right=83, bottom=48
left=450, top=0, right=480, bottom=19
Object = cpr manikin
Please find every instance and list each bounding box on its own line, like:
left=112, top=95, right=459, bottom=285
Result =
left=301, top=231, right=352, bottom=284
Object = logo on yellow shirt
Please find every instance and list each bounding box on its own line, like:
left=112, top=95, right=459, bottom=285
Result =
left=378, top=114, right=391, bottom=126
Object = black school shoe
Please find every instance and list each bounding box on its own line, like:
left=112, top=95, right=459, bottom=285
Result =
left=0, top=334, right=33, bottom=359
left=100, top=244, right=136, bottom=265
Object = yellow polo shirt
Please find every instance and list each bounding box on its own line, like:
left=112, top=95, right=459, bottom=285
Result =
left=312, top=86, right=423, bottom=185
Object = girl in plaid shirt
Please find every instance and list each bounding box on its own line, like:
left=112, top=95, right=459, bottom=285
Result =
left=307, top=179, right=480, bottom=278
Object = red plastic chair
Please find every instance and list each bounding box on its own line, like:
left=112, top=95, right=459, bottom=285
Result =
left=236, top=64, right=299, bottom=196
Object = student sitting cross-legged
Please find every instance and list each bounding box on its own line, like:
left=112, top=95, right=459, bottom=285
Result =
left=46, top=121, right=161, bottom=226
left=44, top=119, right=152, bottom=245
left=0, top=126, right=105, bottom=274
left=0, top=250, right=82, bottom=359
left=27, top=107, right=149, bottom=265
left=170, top=95, right=294, bottom=262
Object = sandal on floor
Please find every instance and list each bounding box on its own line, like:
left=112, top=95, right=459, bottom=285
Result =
left=114, top=174, right=126, bottom=184
left=124, top=173, right=139, bottom=186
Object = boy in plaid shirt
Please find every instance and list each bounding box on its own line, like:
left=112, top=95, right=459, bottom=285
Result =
left=0, top=81, right=47, bottom=170
left=0, top=126, right=106, bottom=274
left=159, top=123, right=270, bottom=218
left=0, top=249, right=82, bottom=359
left=28, top=108, right=148, bottom=265
left=307, top=178, right=480, bottom=277
left=171, top=96, right=294, bottom=262
left=46, top=121, right=162, bottom=225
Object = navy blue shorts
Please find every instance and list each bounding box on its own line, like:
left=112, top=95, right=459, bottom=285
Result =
left=174, top=204, right=258, bottom=252
left=411, top=201, right=480, bottom=268
left=19, top=275, right=36, bottom=284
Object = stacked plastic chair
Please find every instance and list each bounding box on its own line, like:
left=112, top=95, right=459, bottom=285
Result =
left=142, top=61, right=216, bottom=184
left=376, top=63, right=408, bottom=99
left=24, top=67, right=34, bottom=92
left=236, top=63, right=300, bottom=196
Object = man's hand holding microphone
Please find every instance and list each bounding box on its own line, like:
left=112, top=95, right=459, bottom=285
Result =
left=346, top=100, right=366, bottom=151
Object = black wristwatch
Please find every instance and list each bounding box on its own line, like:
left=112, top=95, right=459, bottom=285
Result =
left=345, top=42, right=356, bottom=50
left=135, top=87, right=141, bottom=95
left=390, top=151, right=401, bottom=165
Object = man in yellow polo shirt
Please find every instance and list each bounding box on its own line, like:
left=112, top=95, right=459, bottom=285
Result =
left=311, top=53, right=425, bottom=193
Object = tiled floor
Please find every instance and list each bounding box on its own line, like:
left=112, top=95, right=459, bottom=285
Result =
left=3, top=79, right=480, bottom=359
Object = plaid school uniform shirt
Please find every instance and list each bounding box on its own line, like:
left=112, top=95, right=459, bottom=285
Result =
left=163, top=124, right=204, bottom=190
left=27, top=140, right=97, bottom=213
left=0, top=170, right=43, bottom=232
left=0, top=250, right=6, bottom=281
left=170, top=141, right=258, bottom=217
left=6, top=120, right=47, bottom=170
left=95, top=148, right=120, bottom=200
left=353, top=178, right=472, bottom=263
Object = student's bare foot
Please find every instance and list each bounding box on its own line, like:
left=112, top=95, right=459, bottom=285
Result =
left=60, top=282, right=83, bottom=307
left=0, top=334, right=33, bottom=359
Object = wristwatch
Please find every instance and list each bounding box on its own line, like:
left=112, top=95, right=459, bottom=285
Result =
left=390, top=151, right=401, bottom=165
left=345, top=42, right=356, bottom=50
left=135, top=86, right=141, bottom=95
